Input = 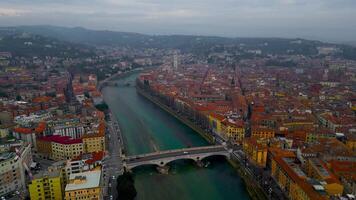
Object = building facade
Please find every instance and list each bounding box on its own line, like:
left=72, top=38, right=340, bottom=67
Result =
left=65, top=170, right=102, bottom=200
left=28, top=170, right=64, bottom=200
left=0, top=143, right=32, bottom=197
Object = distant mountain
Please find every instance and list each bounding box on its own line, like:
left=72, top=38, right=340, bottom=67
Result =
left=0, top=27, right=94, bottom=57
left=9, top=25, right=321, bottom=49
left=13, top=25, right=148, bottom=46
left=2, top=25, right=356, bottom=59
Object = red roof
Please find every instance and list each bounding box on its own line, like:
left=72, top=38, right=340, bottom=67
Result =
left=38, top=135, right=82, bottom=145
left=32, top=96, right=52, bottom=103
left=14, top=127, right=33, bottom=134
left=210, top=112, right=225, bottom=121
left=85, top=151, right=105, bottom=165
left=35, top=122, right=46, bottom=133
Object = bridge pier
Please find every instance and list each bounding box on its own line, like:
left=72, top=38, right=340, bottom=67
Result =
left=196, top=160, right=204, bottom=168
left=156, top=165, right=170, bottom=174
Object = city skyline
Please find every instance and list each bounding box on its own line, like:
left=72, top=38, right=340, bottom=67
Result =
left=0, top=0, right=356, bottom=42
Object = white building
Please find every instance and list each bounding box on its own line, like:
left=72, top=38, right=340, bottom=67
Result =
left=0, top=143, right=32, bottom=197
left=53, top=125, right=85, bottom=139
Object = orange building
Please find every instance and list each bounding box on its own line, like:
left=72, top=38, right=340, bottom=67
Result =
left=306, top=158, right=344, bottom=196
left=37, top=137, right=53, bottom=159
left=251, top=125, right=275, bottom=139
left=243, top=137, right=268, bottom=167
left=269, top=149, right=328, bottom=200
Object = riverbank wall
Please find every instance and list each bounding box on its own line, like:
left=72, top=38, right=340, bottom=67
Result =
left=136, top=86, right=267, bottom=200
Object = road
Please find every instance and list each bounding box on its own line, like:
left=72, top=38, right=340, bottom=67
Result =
left=102, top=112, right=124, bottom=200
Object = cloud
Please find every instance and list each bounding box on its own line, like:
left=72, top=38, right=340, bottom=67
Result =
left=0, top=8, right=28, bottom=16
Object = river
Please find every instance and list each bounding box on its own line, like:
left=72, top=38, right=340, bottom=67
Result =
left=102, top=72, right=250, bottom=200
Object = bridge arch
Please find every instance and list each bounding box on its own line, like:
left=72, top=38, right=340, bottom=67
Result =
left=199, top=153, right=230, bottom=162
left=125, top=163, right=161, bottom=171
left=164, top=157, right=199, bottom=166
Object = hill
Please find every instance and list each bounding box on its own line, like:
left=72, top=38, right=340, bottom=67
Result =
left=0, top=27, right=94, bottom=58
left=2, top=25, right=356, bottom=59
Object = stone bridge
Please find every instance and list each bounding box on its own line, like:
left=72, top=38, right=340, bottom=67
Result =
left=123, top=145, right=230, bottom=172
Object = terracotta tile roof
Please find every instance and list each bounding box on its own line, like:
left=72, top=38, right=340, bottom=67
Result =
left=85, top=151, right=105, bottom=165
left=32, top=96, right=52, bottom=103
left=209, top=112, right=225, bottom=121
left=272, top=152, right=328, bottom=200
left=13, top=127, right=33, bottom=134
left=328, top=160, right=356, bottom=181
left=38, top=135, right=82, bottom=145
left=35, top=122, right=46, bottom=133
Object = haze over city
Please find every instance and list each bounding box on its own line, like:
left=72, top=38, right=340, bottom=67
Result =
left=1, top=0, right=356, bottom=42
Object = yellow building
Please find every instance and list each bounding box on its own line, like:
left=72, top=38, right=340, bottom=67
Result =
left=243, top=138, right=268, bottom=167
left=221, top=119, right=245, bottom=144
left=251, top=125, right=275, bottom=139
left=65, top=170, right=102, bottom=200
left=50, top=136, right=83, bottom=161
left=0, top=126, right=9, bottom=138
left=306, top=158, right=344, bottom=196
left=28, top=170, right=64, bottom=200
left=345, top=133, right=356, bottom=152
left=306, top=131, right=335, bottom=143
left=82, top=135, right=105, bottom=153
left=82, top=121, right=105, bottom=153
left=208, top=113, right=225, bottom=135
left=269, top=149, right=328, bottom=200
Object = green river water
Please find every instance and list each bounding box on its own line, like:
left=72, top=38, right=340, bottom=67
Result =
left=102, top=72, right=250, bottom=200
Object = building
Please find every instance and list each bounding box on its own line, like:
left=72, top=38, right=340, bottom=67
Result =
left=305, top=158, right=344, bottom=196
left=36, top=135, right=83, bottom=160
left=270, top=149, right=329, bottom=200
left=243, top=137, right=268, bottom=167
left=82, top=135, right=105, bottom=154
left=82, top=122, right=105, bottom=154
left=52, top=137, right=83, bottom=161
left=45, top=135, right=83, bottom=161
left=173, top=52, right=179, bottom=70
left=345, top=132, right=356, bottom=152
left=36, top=136, right=53, bottom=159
left=0, top=143, right=32, bottom=197
left=53, top=125, right=85, bottom=139
left=65, top=170, right=102, bottom=200
left=65, top=151, right=105, bottom=180
left=251, top=125, right=275, bottom=139
left=328, top=160, right=356, bottom=194
left=0, top=125, right=11, bottom=138
left=28, top=170, right=64, bottom=200
left=221, top=119, right=245, bottom=144
left=208, top=113, right=225, bottom=136
left=12, top=127, right=38, bottom=148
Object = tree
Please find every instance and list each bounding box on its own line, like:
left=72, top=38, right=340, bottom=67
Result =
left=84, top=91, right=90, bottom=98
left=16, top=95, right=22, bottom=101
left=95, top=102, right=109, bottom=111
left=116, top=172, right=137, bottom=200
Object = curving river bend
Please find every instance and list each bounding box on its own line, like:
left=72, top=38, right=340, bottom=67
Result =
left=102, top=72, right=250, bottom=200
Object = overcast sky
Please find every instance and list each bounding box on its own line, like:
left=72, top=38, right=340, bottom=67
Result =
left=0, top=0, right=355, bottom=42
